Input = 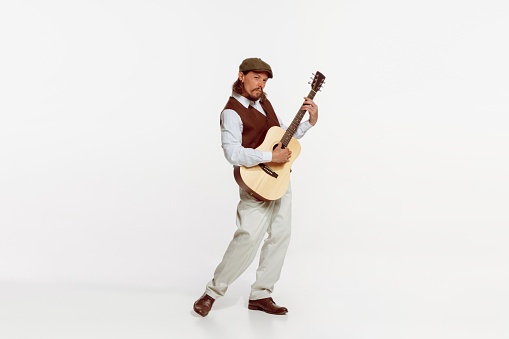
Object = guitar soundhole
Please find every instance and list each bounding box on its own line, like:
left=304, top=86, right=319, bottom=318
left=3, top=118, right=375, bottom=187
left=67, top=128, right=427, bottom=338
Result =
left=273, top=143, right=285, bottom=150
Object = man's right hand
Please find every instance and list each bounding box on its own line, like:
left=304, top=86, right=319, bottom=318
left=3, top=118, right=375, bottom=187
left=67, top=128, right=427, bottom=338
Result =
left=271, top=142, right=292, bottom=163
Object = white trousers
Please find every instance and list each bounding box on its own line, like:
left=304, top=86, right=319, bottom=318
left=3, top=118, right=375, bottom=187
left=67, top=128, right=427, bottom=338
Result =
left=205, top=184, right=292, bottom=300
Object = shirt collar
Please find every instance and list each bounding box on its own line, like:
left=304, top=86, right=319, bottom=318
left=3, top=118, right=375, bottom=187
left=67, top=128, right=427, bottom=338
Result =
left=232, top=91, right=260, bottom=108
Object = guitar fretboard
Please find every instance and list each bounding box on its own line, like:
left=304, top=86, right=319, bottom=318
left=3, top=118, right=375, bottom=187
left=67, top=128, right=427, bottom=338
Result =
left=280, top=89, right=317, bottom=148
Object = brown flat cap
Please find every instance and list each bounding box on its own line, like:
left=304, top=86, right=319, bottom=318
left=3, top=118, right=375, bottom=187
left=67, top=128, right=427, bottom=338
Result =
left=239, top=57, right=273, bottom=78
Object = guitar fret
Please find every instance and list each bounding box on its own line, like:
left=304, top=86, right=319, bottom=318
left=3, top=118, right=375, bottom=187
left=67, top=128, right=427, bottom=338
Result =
left=279, top=72, right=324, bottom=148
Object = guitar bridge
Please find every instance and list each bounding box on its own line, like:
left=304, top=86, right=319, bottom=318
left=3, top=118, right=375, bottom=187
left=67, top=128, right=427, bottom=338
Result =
left=258, top=164, right=278, bottom=178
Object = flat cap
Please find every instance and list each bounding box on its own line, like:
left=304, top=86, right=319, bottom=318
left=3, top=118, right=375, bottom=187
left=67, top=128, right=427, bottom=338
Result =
left=239, top=57, right=273, bottom=78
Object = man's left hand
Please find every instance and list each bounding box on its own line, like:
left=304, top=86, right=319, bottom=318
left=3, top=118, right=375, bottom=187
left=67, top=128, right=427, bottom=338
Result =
left=302, top=97, right=318, bottom=126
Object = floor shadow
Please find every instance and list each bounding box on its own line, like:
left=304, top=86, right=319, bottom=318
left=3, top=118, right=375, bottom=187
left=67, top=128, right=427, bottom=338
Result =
left=212, top=294, right=241, bottom=310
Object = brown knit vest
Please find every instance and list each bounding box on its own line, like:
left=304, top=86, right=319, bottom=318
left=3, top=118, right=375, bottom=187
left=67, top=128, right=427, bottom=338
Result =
left=222, top=96, right=280, bottom=149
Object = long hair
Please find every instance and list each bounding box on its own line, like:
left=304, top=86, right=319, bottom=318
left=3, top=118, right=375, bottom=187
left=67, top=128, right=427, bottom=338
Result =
left=232, top=71, right=267, bottom=102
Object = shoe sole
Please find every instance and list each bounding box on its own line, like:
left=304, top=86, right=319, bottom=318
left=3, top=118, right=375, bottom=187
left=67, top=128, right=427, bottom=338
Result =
left=248, top=305, right=287, bottom=315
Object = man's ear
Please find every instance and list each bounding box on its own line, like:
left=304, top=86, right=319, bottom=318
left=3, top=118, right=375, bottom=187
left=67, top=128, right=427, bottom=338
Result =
left=238, top=71, right=244, bottom=83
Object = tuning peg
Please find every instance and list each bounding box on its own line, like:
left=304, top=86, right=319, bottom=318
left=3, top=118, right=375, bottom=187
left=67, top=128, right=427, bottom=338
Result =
left=308, top=81, right=311, bottom=84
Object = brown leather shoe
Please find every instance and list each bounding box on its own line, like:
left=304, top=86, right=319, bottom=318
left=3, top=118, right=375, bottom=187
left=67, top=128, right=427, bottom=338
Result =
left=193, top=294, right=215, bottom=317
left=248, top=297, right=288, bottom=315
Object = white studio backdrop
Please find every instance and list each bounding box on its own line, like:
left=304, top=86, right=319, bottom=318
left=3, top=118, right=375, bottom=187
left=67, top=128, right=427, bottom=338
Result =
left=0, top=0, right=508, bottom=325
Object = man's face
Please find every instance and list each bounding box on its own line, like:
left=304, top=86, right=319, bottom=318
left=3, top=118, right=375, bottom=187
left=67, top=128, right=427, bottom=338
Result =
left=239, top=71, right=269, bottom=101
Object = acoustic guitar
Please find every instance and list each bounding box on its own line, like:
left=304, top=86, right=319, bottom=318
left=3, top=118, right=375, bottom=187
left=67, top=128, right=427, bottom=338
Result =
left=234, top=71, right=326, bottom=201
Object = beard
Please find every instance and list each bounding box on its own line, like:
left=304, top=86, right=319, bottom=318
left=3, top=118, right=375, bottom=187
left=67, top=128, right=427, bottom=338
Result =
left=247, top=89, right=263, bottom=101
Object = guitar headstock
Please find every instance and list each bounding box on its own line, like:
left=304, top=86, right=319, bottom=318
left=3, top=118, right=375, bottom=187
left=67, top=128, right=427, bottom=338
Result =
left=310, top=71, right=326, bottom=92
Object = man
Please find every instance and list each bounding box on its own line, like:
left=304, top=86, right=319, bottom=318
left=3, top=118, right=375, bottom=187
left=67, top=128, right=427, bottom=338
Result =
left=193, top=58, right=318, bottom=317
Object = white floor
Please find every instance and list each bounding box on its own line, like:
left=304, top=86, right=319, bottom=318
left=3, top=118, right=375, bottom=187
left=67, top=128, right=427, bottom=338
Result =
left=2, top=259, right=508, bottom=339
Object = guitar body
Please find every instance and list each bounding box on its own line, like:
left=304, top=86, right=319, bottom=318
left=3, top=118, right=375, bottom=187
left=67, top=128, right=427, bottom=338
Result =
left=234, top=126, right=301, bottom=201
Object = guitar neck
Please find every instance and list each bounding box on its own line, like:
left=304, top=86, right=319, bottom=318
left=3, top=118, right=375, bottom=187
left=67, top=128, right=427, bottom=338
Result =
left=280, top=89, right=317, bottom=148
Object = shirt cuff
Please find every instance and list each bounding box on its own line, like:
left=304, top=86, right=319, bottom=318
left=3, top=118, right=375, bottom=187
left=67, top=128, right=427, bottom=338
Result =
left=262, top=151, right=272, bottom=163
left=302, top=120, right=313, bottom=130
